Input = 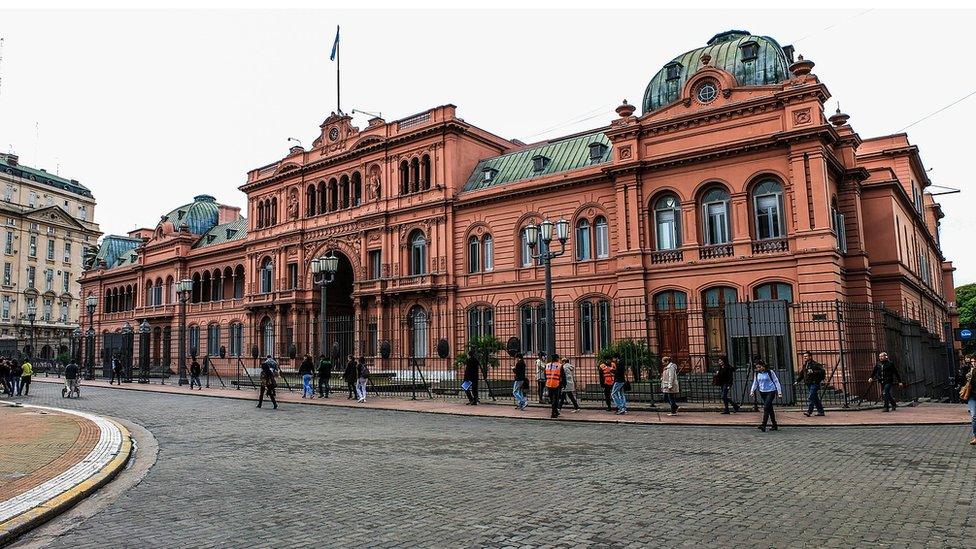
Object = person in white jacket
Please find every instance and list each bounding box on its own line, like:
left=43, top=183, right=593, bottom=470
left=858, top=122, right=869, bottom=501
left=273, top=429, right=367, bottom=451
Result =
left=660, top=356, right=680, bottom=416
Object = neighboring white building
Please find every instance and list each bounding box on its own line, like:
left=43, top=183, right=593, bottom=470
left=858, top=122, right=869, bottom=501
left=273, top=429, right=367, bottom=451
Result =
left=0, top=153, right=101, bottom=360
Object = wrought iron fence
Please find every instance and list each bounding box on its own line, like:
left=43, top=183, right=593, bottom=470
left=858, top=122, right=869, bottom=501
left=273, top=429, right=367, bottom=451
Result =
left=75, top=298, right=954, bottom=408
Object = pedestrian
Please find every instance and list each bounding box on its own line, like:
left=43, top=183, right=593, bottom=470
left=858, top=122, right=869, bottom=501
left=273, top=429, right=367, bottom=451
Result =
left=958, top=356, right=975, bottom=446
left=660, top=355, right=679, bottom=416
left=298, top=354, right=315, bottom=399
left=750, top=359, right=783, bottom=432
left=462, top=349, right=480, bottom=405
left=0, top=359, right=10, bottom=395
left=19, top=358, right=33, bottom=396
left=189, top=359, right=202, bottom=390
left=712, top=355, right=739, bottom=414
left=598, top=356, right=615, bottom=411
left=795, top=351, right=826, bottom=417
left=63, top=360, right=80, bottom=398
left=544, top=353, right=564, bottom=418
left=110, top=355, right=123, bottom=385
left=317, top=354, right=332, bottom=398
left=343, top=355, right=358, bottom=399
left=10, top=360, right=22, bottom=396
left=558, top=357, right=580, bottom=412
left=535, top=353, right=548, bottom=404
left=257, top=356, right=278, bottom=409
left=512, top=352, right=528, bottom=410
left=356, top=357, right=369, bottom=403
left=868, top=351, right=903, bottom=412
left=611, top=355, right=628, bottom=415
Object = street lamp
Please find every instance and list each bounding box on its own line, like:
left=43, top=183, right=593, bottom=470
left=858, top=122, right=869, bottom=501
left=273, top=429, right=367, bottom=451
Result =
left=71, top=327, right=81, bottom=363
left=312, top=253, right=339, bottom=358
left=85, top=294, right=97, bottom=380
left=176, top=278, right=193, bottom=385
left=525, top=217, right=569, bottom=357
left=138, top=319, right=151, bottom=383
left=121, top=321, right=133, bottom=382
left=26, top=305, right=37, bottom=361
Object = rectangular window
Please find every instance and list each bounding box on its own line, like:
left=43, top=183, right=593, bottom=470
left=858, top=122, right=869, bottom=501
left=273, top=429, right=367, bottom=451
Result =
left=207, top=325, right=220, bottom=356
left=576, top=223, right=591, bottom=261
left=28, top=235, right=37, bottom=257
left=63, top=271, right=70, bottom=293
left=44, top=268, right=53, bottom=291
left=2, top=186, right=12, bottom=202
left=3, top=231, right=11, bottom=254
left=1, top=296, right=9, bottom=320
left=704, top=202, right=730, bottom=244
left=656, top=210, right=678, bottom=250
left=26, top=266, right=35, bottom=288
left=63, top=242, right=71, bottom=263
left=28, top=192, right=36, bottom=207
left=287, top=263, right=298, bottom=290
left=2, top=263, right=9, bottom=285
left=755, top=195, right=782, bottom=239
left=579, top=301, right=593, bottom=354
left=368, top=250, right=382, bottom=280
left=832, top=208, right=848, bottom=253
left=43, top=298, right=52, bottom=321
left=78, top=205, right=88, bottom=220
left=595, top=220, right=609, bottom=258
left=483, top=237, right=494, bottom=271
left=520, top=306, right=535, bottom=353
left=367, top=322, right=378, bottom=356
left=598, top=300, right=612, bottom=350
left=47, top=238, right=55, bottom=260
left=59, top=300, right=69, bottom=322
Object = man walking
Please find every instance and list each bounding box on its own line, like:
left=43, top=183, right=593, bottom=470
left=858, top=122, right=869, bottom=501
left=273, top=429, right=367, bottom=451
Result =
left=10, top=360, right=22, bottom=396
left=63, top=360, right=80, bottom=398
left=110, top=355, right=123, bottom=385
left=535, top=353, right=548, bottom=404
left=512, top=352, right=528, bottom=411
left=355, top=357, right=369, bottom=403
left=660, top=355, right=679, bottom=416
left=869, top=351, right=903, bottom=412
left=462, top=350, right=480, bottom=405
left=317, top=354, right=332, bottom=398
left=298, top=354, right=314, bottom=399
left=343, top=355, right=357, bottom=399
left=544, top=354, right=564, bottom=419
left=189, top=359, right=202, bottom=390
left=796, top=351, right=826, bottom=417
left=19, top=359, right=32, bottom=396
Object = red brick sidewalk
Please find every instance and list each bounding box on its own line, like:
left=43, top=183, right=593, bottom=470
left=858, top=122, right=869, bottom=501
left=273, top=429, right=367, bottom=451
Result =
left=35, top=377, right=970, bottom=426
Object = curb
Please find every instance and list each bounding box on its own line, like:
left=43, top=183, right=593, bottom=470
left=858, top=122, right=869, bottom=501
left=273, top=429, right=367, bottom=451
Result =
left=0, top=408, right=132, bottom=547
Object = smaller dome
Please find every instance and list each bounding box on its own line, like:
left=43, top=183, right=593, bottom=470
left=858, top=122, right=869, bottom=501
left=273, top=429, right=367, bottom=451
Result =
left=158, top=195, right=220, bottom=235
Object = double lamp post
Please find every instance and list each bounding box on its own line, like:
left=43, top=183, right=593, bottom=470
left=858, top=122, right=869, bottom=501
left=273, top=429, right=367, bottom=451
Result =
left=312, top=253, right=339, bottom=359
left=524, top=217, right=569, bottom=358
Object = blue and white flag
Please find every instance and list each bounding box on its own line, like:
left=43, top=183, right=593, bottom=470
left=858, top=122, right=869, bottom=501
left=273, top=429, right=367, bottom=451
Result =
left=330, top=26, right=340, bottom=61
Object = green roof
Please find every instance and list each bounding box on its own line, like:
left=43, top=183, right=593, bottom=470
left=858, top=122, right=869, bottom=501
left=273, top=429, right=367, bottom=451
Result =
left=462, top=131, right=611, bottom=192
left=193, top=217, right=248, bottom=249
left=159, top=195, right=221, bottom=235
left=0, top=153, right=93, bottom=198
left=95, top=235, right=141, bottom=269
left=642, top=30, right=791, bottom=114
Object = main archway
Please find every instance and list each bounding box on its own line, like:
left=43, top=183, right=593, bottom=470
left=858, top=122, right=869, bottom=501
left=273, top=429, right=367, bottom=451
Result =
left=317, top=250, right=355, bottom=360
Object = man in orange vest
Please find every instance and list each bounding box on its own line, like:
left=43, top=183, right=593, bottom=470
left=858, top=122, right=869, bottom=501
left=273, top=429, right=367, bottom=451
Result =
left=545, top=353, right=566, bottom=418
left=598, top=356, right=616, bottom=412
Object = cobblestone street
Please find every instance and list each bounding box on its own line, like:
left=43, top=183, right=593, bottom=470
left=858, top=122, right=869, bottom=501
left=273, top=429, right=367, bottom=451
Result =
left=12, top=381, right=976, bottom=548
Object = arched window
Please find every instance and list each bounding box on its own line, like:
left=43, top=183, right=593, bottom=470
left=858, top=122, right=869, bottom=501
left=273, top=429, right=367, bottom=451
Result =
left=483, top=235, right=494, bottom=271
left=753, top=179, right=783, bottom=240
left=318, top=181, right=327, bottom=213
left=328, top=178, right=338, bottom=211
left=520, top=302, right=547, bottom=355
left=211, top=269, right=223, bottom=301
left=703, top=286, right=737, bottom=308
left=352, top=172, right=362, bottom=206
left=421, top=154, right=431, bottom=190
left=233, top=265, right=245, bottom=299
left=467, top=235, right=480, bottom=273
left=206, top=323, right=220, bottom=356
left=270, top=197, right=277, bottom=225
left=594, top=216, right=609, bottom=258
left=154, top=277, right=163, bottom=305
left=306, top=184, right=317, bottom=216
left=399, top=161, right=410, bottom=195
left=579, top=299, right=611, bottom=354
left=410, top=158, right=420, bottom=193
left=409, top=230, right=427, bottom=276
left=701, top=186, right=731, bottom=245
left=191, top=273, right=202, bottom=303
left=256, top=201, right=264, bottom=228
left=260, top=258, right=274, bottom=294
left=408, top=306, right=429, bottom=358
left=165, top=275, right=174, bottom=304
left=261, top=316, right=275, bottom=357
left=754, top=282, right=793, bottom=302
left=655, top=290, right=687, bottom=310
left=340, top=174, right=350, bottom=209
left=654, top=194, right=681, bottom=250
left=467, top=306, right=494, bottom=340
left=576, top=219, right=591, bottom=261
left=145, top=280, right=154, bottom=306
left=229, top=323, right=244, bottom=356
left=188, top=324, right=200, bottom=358
left=201, top=271, right=211, bottom=303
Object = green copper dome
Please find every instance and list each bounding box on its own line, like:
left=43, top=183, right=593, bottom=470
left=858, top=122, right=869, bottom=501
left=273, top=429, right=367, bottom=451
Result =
left=642, top=30, right=792, bottom=114
left=159, top=194, right=220, bottom=235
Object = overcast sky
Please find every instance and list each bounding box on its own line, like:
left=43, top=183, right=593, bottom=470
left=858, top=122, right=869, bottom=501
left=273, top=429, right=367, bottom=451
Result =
left=0, top=9, right=973, bottom=284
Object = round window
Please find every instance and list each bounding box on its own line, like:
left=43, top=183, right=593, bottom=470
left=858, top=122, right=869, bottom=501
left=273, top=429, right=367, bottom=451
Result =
left=696, top=81, right=718, bottom=103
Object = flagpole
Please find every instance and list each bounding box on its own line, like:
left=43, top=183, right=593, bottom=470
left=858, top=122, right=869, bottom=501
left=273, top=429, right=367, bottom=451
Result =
left=336, top=30, right=341, bottom=114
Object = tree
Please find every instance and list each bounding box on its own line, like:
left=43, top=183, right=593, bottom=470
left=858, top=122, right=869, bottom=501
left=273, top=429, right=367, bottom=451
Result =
left=597, top=338, right=658, bottom=381
left=454, top=335, right=504, bottom=378
left=957, top=283, right=976, bottom=354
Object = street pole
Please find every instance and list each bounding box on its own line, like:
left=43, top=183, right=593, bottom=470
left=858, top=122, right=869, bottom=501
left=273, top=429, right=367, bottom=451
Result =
left=85, top=294, right=97, bottom=380
left=27, top=306, right=36, bottom=362
left=139, top=319, right=150, bottom=383
left=312, top=253, right=339, bottom=358
left=176, top=278, right=193, bottom=385
left=525, top=218, right=569, bottom=358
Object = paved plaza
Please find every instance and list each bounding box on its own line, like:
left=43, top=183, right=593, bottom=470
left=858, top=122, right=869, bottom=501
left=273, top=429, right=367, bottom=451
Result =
left=8, top=381, right=976, bottom=548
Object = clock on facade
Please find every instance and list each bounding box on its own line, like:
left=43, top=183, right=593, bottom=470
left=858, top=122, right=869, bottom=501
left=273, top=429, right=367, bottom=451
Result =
left=329, top=127, right=340, bottom=141
left=696, top=81, right=718, bottom=104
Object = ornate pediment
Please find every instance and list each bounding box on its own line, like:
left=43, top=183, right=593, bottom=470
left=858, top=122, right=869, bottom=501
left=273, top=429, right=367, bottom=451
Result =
left=24, top=205, right=88, bottom=231
left=311, top=113, right=360, bottom=155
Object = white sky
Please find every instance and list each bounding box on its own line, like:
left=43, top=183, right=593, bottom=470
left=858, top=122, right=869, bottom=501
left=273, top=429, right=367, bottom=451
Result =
left=0, top=8, right=973, bottom=284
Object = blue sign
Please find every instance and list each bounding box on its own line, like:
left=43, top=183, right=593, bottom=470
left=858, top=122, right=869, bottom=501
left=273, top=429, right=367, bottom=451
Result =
left=962, top=329, right=973, bottom=340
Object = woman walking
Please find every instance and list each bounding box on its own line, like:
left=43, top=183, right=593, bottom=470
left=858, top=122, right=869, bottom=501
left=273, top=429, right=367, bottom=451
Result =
left=512, top=352, right=528, bottom=410
left=355, top=357, right=369, bottom=403
left=750, top=359, right=783, bottom=432
left=660, top=355, right=679, bottom=416
left=559, top=357, right=580, bottom=412
left=713, top=356, right=739, bottom=414
left=960, top=356, right=975, bottom=445
left=299, top=354, right=315, bottom=399
left=463, top=350, right=480, bottom=405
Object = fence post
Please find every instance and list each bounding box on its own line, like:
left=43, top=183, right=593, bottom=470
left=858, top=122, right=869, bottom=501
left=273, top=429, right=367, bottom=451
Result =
left=943, top=321, right=956, bottom=401
left=835, top=299, right=849, bottom=408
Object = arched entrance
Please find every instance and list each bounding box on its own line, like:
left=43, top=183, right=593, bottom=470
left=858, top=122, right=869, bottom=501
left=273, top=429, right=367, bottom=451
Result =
left=318, top=250, right=355, bottom=359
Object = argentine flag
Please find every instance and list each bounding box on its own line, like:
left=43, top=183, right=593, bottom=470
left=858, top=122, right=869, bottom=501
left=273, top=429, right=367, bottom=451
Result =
left=330, top=26, right=340, bottom=61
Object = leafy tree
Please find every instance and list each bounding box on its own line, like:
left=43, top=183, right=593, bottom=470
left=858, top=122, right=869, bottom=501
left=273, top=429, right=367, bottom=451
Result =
left=454, top=335, right=504, bottom=378
left=56, top=352, right=72, bottom=365
left=957, top=283, right=976, bottom=354
left=596, top=338, right=658, bottom=380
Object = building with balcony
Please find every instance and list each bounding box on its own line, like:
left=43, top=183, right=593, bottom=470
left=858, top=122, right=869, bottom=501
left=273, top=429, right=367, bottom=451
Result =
left=78, top=30, right=957, bottom=385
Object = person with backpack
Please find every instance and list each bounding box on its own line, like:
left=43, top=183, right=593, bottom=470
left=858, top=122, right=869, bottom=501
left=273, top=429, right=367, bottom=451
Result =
left=869, top=351, right=903, bottom=412
left=795, top=351, right=826, bottom=417
left=712, top=355, right=739, bottom=414
left=257, top=357, right=278, bottom=409
left=512, top=352, right=528, bottom=411
left=189, top=359, right=202, bottom=390
left=355, top=357, right=370, bottom=403
left=750, top=359, right=783, bottom=432
left=559, top=357, right=580, bottom=412
left=544, top=353, right=565, bottom=419
left=298, top=354, right=315, bottom=399
left=317, top=354, right=332, bottom=398
left=611, top=355, right=628, bottom=415
left=660, top=355, right=680, bottom=416
left=343, top=355, right=358, bottom=399
left=598, top=357, right=615, bottom=411
left=462, top=349, right=480, bottom=405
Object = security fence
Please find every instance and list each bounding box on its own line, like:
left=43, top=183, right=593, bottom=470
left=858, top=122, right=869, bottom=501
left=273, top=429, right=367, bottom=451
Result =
left=75, top=298, right=955, bottom=408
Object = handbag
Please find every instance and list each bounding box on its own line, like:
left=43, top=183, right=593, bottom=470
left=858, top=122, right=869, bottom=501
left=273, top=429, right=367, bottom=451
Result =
left=961, top=383, right=971, bottom=401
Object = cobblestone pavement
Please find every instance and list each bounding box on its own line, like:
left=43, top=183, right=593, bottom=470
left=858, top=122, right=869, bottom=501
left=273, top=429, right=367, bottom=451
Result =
left=12, top=382, right=976, bottom=548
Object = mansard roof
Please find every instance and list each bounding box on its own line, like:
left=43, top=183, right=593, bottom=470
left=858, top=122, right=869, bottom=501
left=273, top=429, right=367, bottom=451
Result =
left=192, top=217, right=248, bottom=249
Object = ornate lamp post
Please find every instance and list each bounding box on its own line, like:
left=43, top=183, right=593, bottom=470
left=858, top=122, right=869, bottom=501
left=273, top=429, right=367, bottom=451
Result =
left=121, top=321, right=133, bottom=382
left=85, top=294, right=97, bottom=380
left=312, top=253, right=339, bottom=358
left=138, top=319, right=151, bottom=383
left=71, top=327, right=81, bottom=363
left=525, top=217, right=569, bottom=357
left=26, top=305, right=37, bottom=360
left=176, top=278, right=193, bottom=385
